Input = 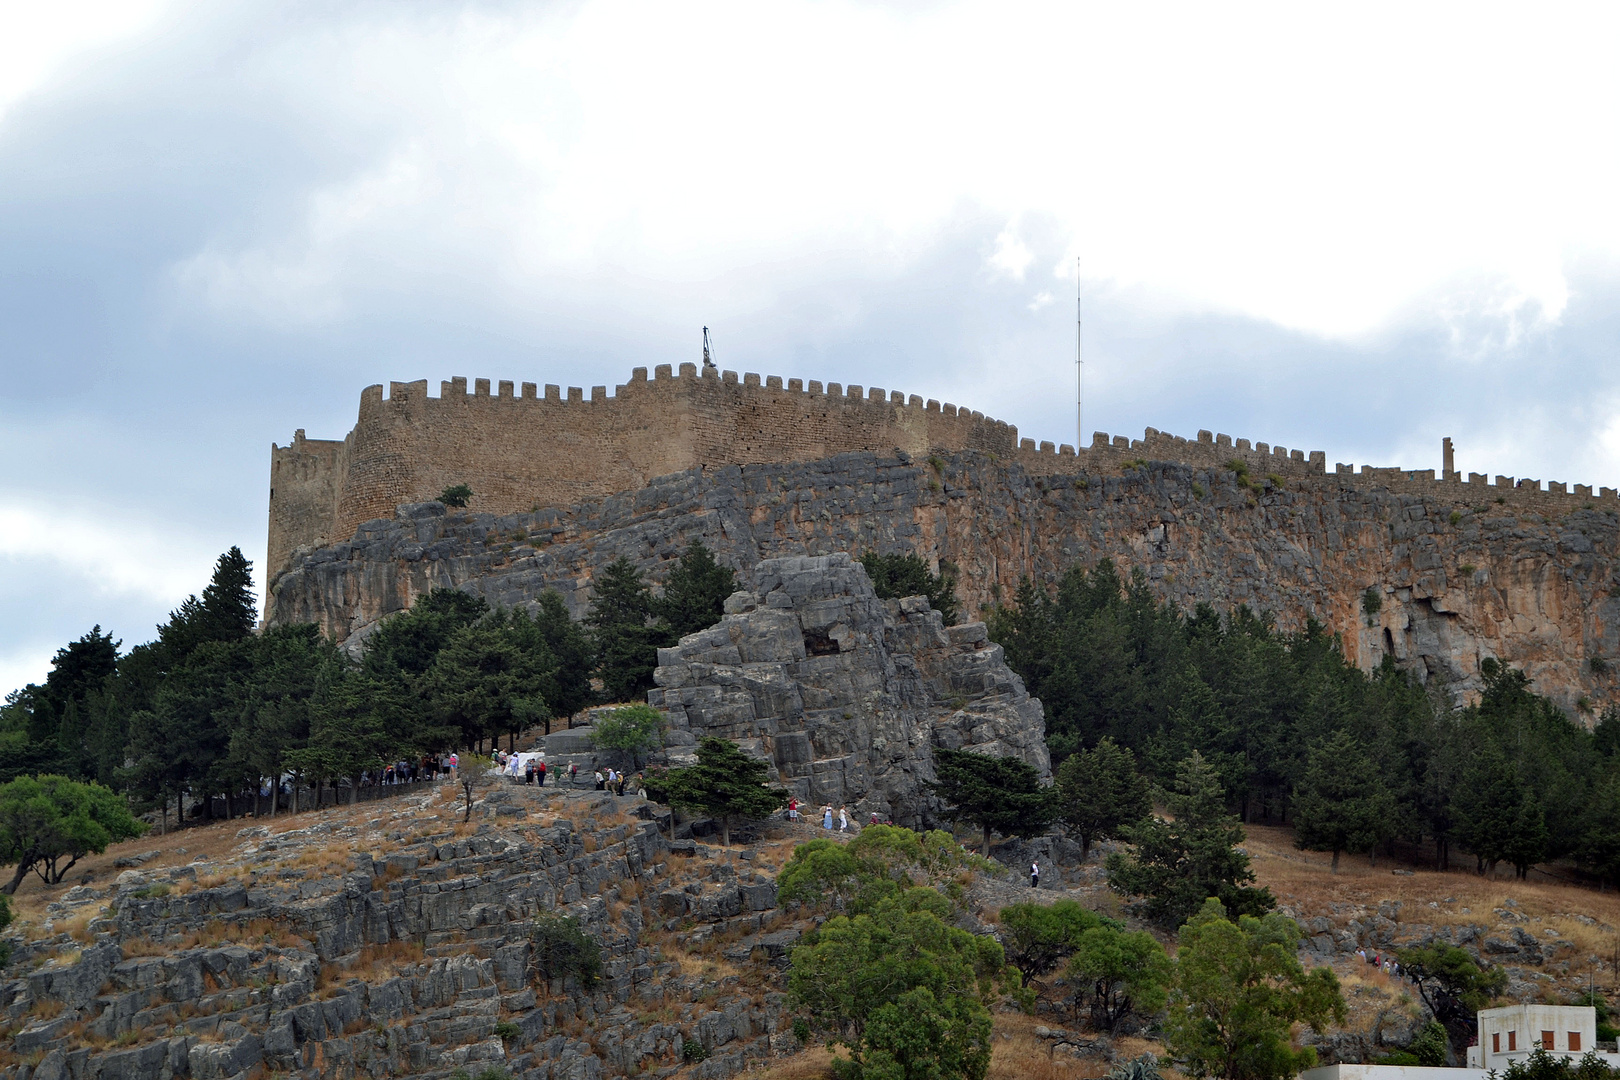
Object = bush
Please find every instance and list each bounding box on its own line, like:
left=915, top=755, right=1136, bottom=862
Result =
left=439, top=484, right=473, bottom=508
left=1362, top=586, right=1383, bottom=623
left=682, top=1039, right=708, bottom=1062
left=530, top=914, right=601, bottom=989
left=493, top=1020, right=521, bottom=1042
left=589, top=704, right=666, bottom=769
left=792, top=1017, right=812, bottom=1045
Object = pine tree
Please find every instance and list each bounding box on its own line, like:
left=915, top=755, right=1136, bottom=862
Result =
left=928, top=748, right=1056, bottom=856
left=1054, top=736, right=1152, bottom=860
left=1106, top=751, right=1274, bottom=928
left=586, top=557, right=671, bottom=704
left=1451, top=746, right=1521, bottom=876
left=650, top=737, right=786, bottom=846
left=1292, top=729, right=1399, bottom=871
left=526, top=591, right=594, bottom=723
left=657, top=541, right=736, bottom=639
left=1503, top=788, right=1550, bottom=879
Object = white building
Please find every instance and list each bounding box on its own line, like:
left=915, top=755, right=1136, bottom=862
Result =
left=1468, top=1004, right=1606, bottom=1068
left=1301, top=1004, right=1618, bottom=1080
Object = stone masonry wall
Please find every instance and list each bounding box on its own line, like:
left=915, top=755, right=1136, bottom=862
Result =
left=269, top=365, right=1620, bottom=597
left=266, top=450, right=1620, bottom=715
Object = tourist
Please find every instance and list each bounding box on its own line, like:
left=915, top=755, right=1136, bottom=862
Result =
left=537, top=758, right=546, bottom=787
left=822, top=805, right=834, bottom=830
left=1031, top=860, right=1040, bottom=889
left=788, top=797, right=798, bottom=823
left=838, top=806, right=848, bottom=832
left=594, top=769, right=605, bottom=791
left=569, top=762, right=578, bottom=785
left=525, top=758, right=535, bottom=785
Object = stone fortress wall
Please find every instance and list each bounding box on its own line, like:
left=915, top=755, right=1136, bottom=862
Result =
left=270, top=362, right=1620, bottom=585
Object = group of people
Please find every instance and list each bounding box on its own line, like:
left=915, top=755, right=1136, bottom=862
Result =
left=360, top=754, right=457, bottom=788
left=593, top=767, right=639, bottom=796
left=1356, top=948, right=1404, bottom=980
left=784, top=798, right=900, bottom=833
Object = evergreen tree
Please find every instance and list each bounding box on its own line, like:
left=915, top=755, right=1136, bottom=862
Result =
left=928, top=747, right=1056, bottom=857
left=524, top=592, right=594, bottom=723
left=1054, top=736, right=1152, bottom=860
left=1292, top=729, right=1399, bottom=871
left=158, top=547, right=257, bottom=660
left=587, top=557, right=671, bottom=703
left=227, top=624, right=345, bottom=816
left=426, top=622, right=549, bottom=752
left=649, top=736, right=785, bottom=846
left=1503, top=788, right=1550, bottom=880
left=1106, top=752, right=1274, bottom=928
left=657, top=540, right=736, bottom=638
left=860, top=551, right=960, bottom=625
left=1451, top=745, right=1522, bottom=876
left=1396, top=942, right=1508, bottom=1056
left=1164, top=899, right=1344, bottom=1080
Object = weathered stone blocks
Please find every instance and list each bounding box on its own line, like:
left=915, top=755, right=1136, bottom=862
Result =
left=648, top=553, right=1049, bottom=825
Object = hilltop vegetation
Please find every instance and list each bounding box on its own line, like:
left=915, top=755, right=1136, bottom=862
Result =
left=991, top=558, right=1620, bottom=885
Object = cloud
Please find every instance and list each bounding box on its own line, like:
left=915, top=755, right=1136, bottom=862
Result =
left=3, top=0, right=1620, bottom=692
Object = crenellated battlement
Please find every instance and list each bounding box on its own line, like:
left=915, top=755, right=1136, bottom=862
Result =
left=267, top=364, right=1615, bottom=607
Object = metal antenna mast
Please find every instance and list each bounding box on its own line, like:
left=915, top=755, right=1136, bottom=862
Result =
left=1076, top=258, right=1084, bottom=448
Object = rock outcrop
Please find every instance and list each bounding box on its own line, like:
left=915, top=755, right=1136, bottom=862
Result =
left=0, top=786, right=797, bottom=1080
left=648, top=554, right=1049, bottom=825
left=267, top=449, right=1620, bottom=714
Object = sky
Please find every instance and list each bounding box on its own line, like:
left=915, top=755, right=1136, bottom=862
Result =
left=2, top=0, right=1618, bottom=694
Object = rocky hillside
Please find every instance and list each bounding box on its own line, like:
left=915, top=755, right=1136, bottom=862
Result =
left=1, top=781, right=805, bottom=1080
left=267, top=449, right=1620, bottom=712
left=9, top=772, right=1620, bottom=1079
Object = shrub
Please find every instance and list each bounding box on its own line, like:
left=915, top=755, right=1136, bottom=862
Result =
left=493, top=1021, right=521, bottom=1042
left=1592, top=657, right=1610, bottom=676
left=1362, top=586, right=1383, bottom=625
left=1449, top=510, right=1464, bottom=525
left=682, top=1039, right=708, bottom=1062
left=439, top=484, right=473, bottom=508
left=529, top=914, right=601, bottom=989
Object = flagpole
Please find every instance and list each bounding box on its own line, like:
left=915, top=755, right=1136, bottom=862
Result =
left=1076, top=257, right=1083, bottom=448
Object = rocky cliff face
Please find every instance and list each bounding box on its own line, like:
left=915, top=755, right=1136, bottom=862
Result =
left=267, top=450, right=1620, bottom=714
left=648, top=554, right=1049, bottom=826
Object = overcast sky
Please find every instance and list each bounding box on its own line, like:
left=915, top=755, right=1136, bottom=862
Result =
left=2, top=0, right=1618, bottom=693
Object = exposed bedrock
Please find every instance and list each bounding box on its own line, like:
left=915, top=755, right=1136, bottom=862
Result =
left=267, top=450, right=1620, bottom=714
left=647, top=553, right=1049, bottom=826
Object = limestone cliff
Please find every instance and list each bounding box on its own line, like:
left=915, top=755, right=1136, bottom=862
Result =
left=647, top=554, right=1049, bottom=825
left=266, top=450, right=1620, bottom=715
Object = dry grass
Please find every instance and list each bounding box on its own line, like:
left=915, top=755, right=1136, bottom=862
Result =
left=1245, top=822, right=1620, bottom=987
left=752, top=1044, right=842, bottom=1080
left=27, top=998, right=65, bottom=1021
left=60, top=908, right=102, bottom=944
left=986, top=1011, right=1175, bottom=1080
left=317, top=939, right=427, bottom=995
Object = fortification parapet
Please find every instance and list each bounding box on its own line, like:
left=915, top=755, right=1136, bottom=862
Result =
left=268, top=366, right=1617, bottom=614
